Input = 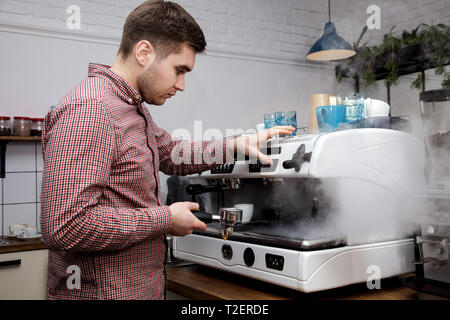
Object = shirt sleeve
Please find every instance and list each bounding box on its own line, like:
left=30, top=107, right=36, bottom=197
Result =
left=40, top=101, right=172, bottom=252
left=154, top=122, right=235, bottom=176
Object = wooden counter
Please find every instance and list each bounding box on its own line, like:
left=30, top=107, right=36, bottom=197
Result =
left=0, top=237, right=47, bottom=254
left=166, top=264, right=447, bottom=300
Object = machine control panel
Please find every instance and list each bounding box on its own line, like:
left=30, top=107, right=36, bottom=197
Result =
left=211, top=163, right=235, bottom=174
left=265, top=253, right=284, bottom=271
left=249, top=159, right=279, bottom=173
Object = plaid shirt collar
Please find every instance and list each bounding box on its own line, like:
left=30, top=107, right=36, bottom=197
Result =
left=88, top=63, right=143, bottom=105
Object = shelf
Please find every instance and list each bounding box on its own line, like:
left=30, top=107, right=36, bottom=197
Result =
left=335, top=44, right=450, bottom=88
left=0, top=136, right=42, bottom=178
left=0, top=136, right=41, bottom=142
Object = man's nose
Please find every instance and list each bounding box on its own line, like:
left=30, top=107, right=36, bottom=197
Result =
left=175, top=75, right=185, bottom=92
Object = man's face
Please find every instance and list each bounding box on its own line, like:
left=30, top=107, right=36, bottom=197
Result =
left=137, top=43, right=195, bottom=106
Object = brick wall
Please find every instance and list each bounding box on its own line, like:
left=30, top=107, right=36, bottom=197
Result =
left=0, top=0, right=448, bottom=61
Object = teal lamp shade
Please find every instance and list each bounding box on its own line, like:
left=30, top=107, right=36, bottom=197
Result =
left=306, top=22, right=356, bottom=61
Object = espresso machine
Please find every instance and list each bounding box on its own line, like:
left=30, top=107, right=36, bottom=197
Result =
left=172, top=128, right=425, bottom=292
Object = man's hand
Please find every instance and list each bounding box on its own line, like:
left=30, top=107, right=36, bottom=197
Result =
left=228, top=126, right=295, bottom=166
left=168, top=202, right=207, bottom=236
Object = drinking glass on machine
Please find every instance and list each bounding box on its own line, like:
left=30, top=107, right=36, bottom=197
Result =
left=285, top=110, right=297, bottom=136
left=264, top=113, right=275, bottom=129
left=275, top=111, right=287, bottom=126
left=337, top=93, right=365, bottom=122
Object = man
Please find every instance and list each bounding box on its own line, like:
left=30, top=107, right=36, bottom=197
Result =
left=40, top=0, right=294, bottom=300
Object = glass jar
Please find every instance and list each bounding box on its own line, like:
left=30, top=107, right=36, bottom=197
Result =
left=12, top=117, right=31, bottom=136
left=420, top=89, right=450, bottom=185
left=0, top=116, right=11, bottom=136
left=337, top=93, right=365, bottom=122
left=31, top=118, right=44, bottom=137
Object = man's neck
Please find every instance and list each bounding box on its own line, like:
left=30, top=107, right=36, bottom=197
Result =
left=110, top=55, right=139, bottom=89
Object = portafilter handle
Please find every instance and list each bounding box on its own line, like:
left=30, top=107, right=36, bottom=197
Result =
left=193, top=208, right=243, bottom=225
left=193, top=211, right=221, bottom=224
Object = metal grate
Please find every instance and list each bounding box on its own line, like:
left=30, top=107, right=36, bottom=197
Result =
left=277, top=135, right=316, bottom=144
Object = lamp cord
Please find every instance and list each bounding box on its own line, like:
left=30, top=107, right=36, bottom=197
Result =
left=328, top=0, right=331, bottom=22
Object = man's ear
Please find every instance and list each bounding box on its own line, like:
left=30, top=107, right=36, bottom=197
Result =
left=134, top=40, right=156, bottom=67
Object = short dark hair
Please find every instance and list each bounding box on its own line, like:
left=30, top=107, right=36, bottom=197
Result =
left=118, top=0, right=206, bottom=59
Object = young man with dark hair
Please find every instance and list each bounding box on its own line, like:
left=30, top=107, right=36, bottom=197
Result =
left=41, top=0, right=293, bottom=300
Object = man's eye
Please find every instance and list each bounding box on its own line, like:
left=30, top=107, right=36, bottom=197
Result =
left=176, top=69, right=184, bottom=74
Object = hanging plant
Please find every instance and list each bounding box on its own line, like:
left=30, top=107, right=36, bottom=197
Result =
left=336, top=22, right=450, bottom=89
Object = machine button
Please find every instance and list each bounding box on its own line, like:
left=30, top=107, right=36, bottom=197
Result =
left=243, top=247, right=255, bottom=267
left=222, top=244, right=233, bottom=260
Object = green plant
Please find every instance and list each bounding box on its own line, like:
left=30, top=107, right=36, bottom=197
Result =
left=336, top=22, right=450, bottom=89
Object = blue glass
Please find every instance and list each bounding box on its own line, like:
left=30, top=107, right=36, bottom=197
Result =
left=316, top=105, right=347, bottom=132
left=285, top=111, right=297, bottom=136
left=275, top=111, right=287, bottom=126
left=264, top=113, right=275, bottom=129
left=337, top=93, right=365, bottom=122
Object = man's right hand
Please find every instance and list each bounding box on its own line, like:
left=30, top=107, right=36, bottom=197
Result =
left=168, top=201, right=207, bottom=236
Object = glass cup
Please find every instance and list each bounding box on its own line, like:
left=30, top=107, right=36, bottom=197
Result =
left=264, top=113, right=275, bottom=129
left=316, top=105, right=347, bottom=132
left=274, top=111, right=287, bottom=126
left=337, top=93, right=365, bottom=122
left=285, top=110, right=297, bottom=136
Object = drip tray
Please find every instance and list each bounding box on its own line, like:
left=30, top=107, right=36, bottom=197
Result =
left=195, top=222, right=347, bottom=251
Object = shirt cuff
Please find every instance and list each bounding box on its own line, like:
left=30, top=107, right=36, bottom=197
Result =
left=147, top=205, right=172, bottom=235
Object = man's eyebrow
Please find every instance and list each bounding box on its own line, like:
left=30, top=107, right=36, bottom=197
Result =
left=177, top=65, right=191, bottom=72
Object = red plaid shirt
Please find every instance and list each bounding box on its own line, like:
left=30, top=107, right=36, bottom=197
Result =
left=40, top=63, right=232, bottom=300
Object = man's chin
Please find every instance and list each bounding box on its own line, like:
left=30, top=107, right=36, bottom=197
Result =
left=144, top=98, right=166, bottom=106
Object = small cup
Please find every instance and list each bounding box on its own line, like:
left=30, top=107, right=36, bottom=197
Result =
left=274, top=111, right=287, bottom=126
left=8, top=224, right=28, bottom=236
left=316, top=105, right=347, bottom=132
left=264, top=113, right=275, bottom=129
left=285, top=110, right=297, bottom=136
left=22, top=227, right=38, bottom=238
left=364, top=98, right=390, bottom=118
left=234, top=204, right=254, bottom=223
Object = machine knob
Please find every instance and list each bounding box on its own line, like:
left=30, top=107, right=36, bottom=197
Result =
left=243, top=248, right=255, bottom=267
left=282, top=144, right=312, bottom=172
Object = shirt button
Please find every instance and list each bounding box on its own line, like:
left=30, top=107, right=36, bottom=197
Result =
left=128, top=98, right=133, bottom=104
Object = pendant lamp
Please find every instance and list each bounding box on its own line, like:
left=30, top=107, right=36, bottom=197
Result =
left=306, top=0, right=356, bottom=61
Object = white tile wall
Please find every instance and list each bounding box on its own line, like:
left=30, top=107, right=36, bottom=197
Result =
left=37, top=171, right=42, bottom=203
left=1, top=142, right=42, bottom=236
left=36, top=144, right=43, bottom=172
left=3, top=203, right=37, bottom=235
left=3, top=172, right=36, bottom=204
left=36, top=203, right=41, bottom=233
left=4, top=142, right=36, bottom=172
